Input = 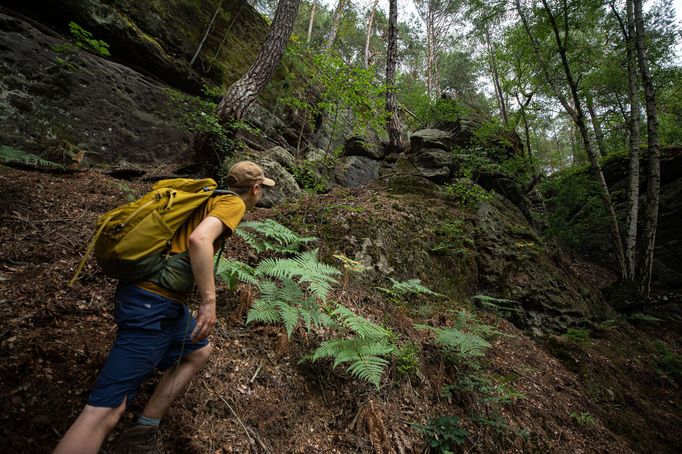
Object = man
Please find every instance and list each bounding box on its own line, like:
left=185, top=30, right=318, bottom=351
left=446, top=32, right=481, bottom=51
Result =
left=55, top=161, right=275, bottom=453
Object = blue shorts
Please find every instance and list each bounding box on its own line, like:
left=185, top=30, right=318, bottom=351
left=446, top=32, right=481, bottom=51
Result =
left=88, top=284, right=209, bottom=408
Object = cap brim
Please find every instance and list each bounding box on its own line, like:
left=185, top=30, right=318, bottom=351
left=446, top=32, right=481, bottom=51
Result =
left=262, top=177, right=276, bottom=187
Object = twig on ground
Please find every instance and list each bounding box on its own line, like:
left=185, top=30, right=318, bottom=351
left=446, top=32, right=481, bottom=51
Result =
left=219, top=396, right=257, bottom=451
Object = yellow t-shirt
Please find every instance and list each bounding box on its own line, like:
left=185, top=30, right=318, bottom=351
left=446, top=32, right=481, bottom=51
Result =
left=169, top=194, right=246, bottom=254
left=138, top=194, right=246, bottom=301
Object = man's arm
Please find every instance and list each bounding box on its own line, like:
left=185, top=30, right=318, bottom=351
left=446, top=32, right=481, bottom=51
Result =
left=188, top=216, right=226, bottom=343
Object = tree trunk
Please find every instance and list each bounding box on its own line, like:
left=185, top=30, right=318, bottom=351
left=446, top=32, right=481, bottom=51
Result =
left=190, top=1, right=222, bottom=67
left=324, top=0, right=346, bottom=51
left=426, top=5, right=434, bottom=98
left=633, top=0, right=661, bottom=299
left=364, top=0, right=379, bottom=68
left=195, top=0, right=302, bottom=168
left=307, top=0, right=318, bottom=44
left=528, top=0, right=627, bottom=280
left=585, top=94, right=606, bottom=157
left=616, top=0, right=641, bottom=283
left=386, top=0, right=401, bottom=151
left=484, top=25, right=508, bottom=126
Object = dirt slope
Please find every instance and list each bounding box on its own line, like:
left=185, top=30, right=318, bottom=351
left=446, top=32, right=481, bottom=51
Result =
left=0, top=166, right=678, bottom=453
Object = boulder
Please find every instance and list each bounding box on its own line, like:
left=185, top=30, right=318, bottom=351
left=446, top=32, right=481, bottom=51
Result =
left=410, top=148, right=455, bottom=183
left=264, top=146, right=295, bottom=171
left=335, top=155, right=380, bottom=188
left=410, top=129, right=452, bottom=154
left=344, top=136, right=385, bottom=160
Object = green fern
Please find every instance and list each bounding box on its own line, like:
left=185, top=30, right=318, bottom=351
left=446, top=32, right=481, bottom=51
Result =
left=236, top=219, right=317, bottom=254
left=246, top=277, right=334, bottom=338
left=216, top=259, right=257, bottom=289
left=331, top=305, right=391, bottom=339
left=255, top=249, right=341, bottom=301
left=311, top=305, right=395, bottom=388
left=0, top=146, right=64, bottom=169
left=416, top=324, right=491, bottom=359
left=377, top=278, right=441, bottom=300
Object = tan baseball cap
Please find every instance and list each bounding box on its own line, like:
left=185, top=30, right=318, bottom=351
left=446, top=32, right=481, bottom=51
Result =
left=226, top=161, right=276, bottom=188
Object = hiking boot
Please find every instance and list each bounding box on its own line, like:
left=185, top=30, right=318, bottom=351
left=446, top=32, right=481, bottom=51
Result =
left=118, top=425, right=163, bottom=454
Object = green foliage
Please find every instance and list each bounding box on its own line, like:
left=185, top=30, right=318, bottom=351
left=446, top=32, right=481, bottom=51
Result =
left=625, top=312, right=663, bottom=323
left=472, top=294, right=522, bottom=318
left=470, top=413, right=509, bottom=434
left=540, top=169, right=608, bottom=250
left=431, top=219, right=473, bottom=255
left=377, top=277, right=441, bottom=301
left=412, top=415, right=469, bottom=453
left=53, top=22, right=110, bottom=70
left=236, top=219, right=317, bottom=254
left=67, top=22, right=110, bottom=56
left=277, top=43, right=388, bottom=150
left=254, top=249, right=341, bottom=301
left=417, top=324, right=491, bottom=360
left=291, top=160, right=329, bottom=193
left=312, top=305, right=395, bottom=389
left=442, top=179, right=492, bottom=208
left=0, top=146, right=64, bottom=170
left=655, top=342, right=682, bottom=384
left=570, top=411, right=597, bottom=427
left=562, top=328, right=592, bottom=347
left=215, top=259, right=257, bottom=290
left=394, top=342, right=421, bottom=378
left=442, top=372, right=525, bottom=405
left=164, top=86, right=251, bottom=160
left=247, top=277, right=333, bottom=338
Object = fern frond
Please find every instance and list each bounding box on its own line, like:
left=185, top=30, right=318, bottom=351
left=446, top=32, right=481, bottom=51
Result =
left=415, top=324, right=491, bottom=358
left=255, top=250, right=340, bottom=301
left=388, top=278, right=440, bottom=296
left=0, top=146, right=64, bottom=169
left=346, top=355, right=390, bottom=388
left=216, top=259, right=257, bottom=289
left=277, top=301, right=299, bottom=339
left=236, top=219, right=317, bottom=254
left=312, top=338, right=392, bottom=389
left=246, top=299, right=280, bottom=325
left=332, top=306, right=390, bottom=339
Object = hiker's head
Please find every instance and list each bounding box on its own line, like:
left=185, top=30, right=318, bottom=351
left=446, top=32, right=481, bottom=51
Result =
left=226, top=161, right=276, bottom=210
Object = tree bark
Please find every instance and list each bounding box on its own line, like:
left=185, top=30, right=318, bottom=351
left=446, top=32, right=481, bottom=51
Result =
left=585, top=94, right=606, bottom=157
left=609, top=0, right=641, bottom=282
left=633, top=0, right=661, bottom=299
left=324, top=0, right=346, bottom=51
left=364, top=0, right=379, bottom=68
left=521, top=0, right=627, bottom=280
left=386, top=0, right=401, bottom=151
left=307, top=0, right=318, bottom=44
left=195, top=0, right=302, bottom=168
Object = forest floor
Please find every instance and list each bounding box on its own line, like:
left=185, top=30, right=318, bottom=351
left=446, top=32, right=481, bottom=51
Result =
left=0, top=165, right=680, bottom=453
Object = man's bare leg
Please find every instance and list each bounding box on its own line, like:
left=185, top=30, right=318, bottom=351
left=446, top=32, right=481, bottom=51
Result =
left=53, top=398, right=126, bottom=454
left=140, top=343, right=212, bottom=420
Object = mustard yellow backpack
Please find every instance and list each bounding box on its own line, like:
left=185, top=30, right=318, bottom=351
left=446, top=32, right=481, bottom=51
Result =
left=69, top=178, right=234, bottom=286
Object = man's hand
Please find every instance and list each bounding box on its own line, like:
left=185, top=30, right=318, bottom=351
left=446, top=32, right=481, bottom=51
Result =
left=191, top=300, right=216, bottom=343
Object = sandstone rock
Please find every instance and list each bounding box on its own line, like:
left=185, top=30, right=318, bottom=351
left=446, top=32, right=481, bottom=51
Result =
left=344, top=136, right=385, bottom=160
left=335, top=155, right=379, bottom=187
left=410, top=129, right=452, bottom=153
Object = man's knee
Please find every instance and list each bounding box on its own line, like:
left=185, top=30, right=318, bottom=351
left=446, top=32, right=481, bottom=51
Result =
left=187, top=343, right=212, bottom=367
left=82, top=399, right=126, bottom=431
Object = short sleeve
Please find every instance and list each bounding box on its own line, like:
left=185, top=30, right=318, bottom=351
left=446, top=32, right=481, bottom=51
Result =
left=207, top=195, right=246, bottom=234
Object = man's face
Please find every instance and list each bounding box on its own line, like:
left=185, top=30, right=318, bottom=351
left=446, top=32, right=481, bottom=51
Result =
left=246, top=184, right=263, bottom=210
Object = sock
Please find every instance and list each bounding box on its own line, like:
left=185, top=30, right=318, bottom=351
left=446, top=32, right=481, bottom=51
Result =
left=136, top=415, right=161, bottom=427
